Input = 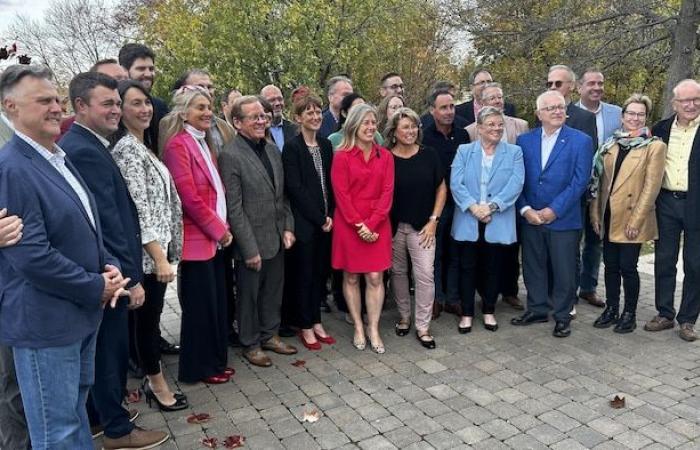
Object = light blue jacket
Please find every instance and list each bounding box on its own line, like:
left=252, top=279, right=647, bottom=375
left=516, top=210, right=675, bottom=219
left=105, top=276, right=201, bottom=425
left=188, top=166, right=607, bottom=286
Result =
left=575, top=101, right=622, bottom=147
left=450, top=141, right=524, bottom=244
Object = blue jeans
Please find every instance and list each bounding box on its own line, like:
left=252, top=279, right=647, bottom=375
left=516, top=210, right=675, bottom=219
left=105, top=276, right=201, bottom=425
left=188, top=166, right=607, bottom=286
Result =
left=13, top=331, right=98, bottom=450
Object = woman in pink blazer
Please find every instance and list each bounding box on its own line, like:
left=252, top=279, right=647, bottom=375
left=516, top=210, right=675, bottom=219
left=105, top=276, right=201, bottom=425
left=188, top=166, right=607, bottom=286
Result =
left=161, top=86, right=234, bottom=385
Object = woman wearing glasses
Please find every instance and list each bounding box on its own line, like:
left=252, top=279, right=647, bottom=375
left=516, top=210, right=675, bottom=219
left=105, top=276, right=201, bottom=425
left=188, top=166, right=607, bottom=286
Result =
left=450, top=106, right=524, bottom=333
left=160, top=86, right=234, bottom=384
left=590, top=94, right=666, bottom=333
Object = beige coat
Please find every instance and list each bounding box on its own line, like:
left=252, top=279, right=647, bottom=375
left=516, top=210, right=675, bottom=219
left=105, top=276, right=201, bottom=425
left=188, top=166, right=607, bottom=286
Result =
left=590, top=140, right=667, bottom=243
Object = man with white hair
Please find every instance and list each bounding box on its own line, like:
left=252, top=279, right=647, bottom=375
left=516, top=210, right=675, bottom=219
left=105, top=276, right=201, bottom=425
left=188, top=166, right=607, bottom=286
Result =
left=511, top=91, right=593, bottom=338
left=260, top=84, right=298, bottom=151
left=645, top=79, right=700, bottom=342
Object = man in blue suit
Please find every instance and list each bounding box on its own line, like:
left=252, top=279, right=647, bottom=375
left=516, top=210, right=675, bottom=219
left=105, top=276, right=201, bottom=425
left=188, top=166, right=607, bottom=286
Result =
left=511, top=91, right=593, bottom=337
left=0, top=64, right=129, bottom=449
left=60, top=72, right=169, bottom=449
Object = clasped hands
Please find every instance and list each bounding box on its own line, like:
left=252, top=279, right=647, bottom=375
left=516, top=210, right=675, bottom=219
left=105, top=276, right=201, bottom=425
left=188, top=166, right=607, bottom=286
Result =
left=523, top=207, right=556, bottom=225
left=468, top=204, right=493, bottom=224
left=355, top=223, right=378, bottom=242
left=101, top=264, right=130, bottom=309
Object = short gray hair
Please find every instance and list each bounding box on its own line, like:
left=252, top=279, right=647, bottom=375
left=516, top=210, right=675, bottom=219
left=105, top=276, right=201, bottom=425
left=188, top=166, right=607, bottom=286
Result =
left=480, top=82, right=503, bottom=101
left=548, top=64, right=576, bottom=83
left=0, top=64, right=53, bottom=103
left=476, top=106, right=504, bottom=125
left=536, top=91, right=566, bottom=110
left=672, top=79, right=700, bottom=99
left=327, top=75, right=352, bottom=95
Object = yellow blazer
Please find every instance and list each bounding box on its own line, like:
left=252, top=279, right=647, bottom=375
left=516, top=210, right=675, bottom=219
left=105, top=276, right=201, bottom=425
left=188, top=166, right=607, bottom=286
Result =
left=590, top=140, right=666, bottom=243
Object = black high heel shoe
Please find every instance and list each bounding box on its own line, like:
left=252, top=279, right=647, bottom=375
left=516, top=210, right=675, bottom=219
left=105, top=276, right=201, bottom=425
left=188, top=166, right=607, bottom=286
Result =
left=142, top=379, right=188, bottom=412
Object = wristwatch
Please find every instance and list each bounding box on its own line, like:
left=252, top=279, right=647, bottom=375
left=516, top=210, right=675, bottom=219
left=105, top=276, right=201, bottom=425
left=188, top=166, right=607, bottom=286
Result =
left=488, top=202, right=499, bottom=213
left=429, top=215, right=440, bottom=222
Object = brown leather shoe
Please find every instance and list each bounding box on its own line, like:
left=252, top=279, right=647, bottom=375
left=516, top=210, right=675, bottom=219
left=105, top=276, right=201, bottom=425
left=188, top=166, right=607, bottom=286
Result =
left=679, top=323, right=698, bottom=342
left=92, top=409, right=139, bottom=439
left=578, top=292, right=605, bottom=307
left=431, top=301, right=442, bottom=320
left=244, top=349, right=272, bottom=367
left=262, top=336, right=298, bottom=355
left=502, top=295, right=524, bottom=310
left=443, top=303, right=462, bottom=316
left=102, top=426, right=169, bottom=450
left=643, top=315, right=675, bottom=332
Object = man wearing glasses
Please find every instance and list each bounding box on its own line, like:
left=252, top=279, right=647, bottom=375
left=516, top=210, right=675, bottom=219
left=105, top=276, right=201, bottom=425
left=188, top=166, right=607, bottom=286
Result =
left=645, top=79, right=700, bottom=342
left=456, top=68, right=517, bottom=126
left=511, top=91, right=592, bottom=338
left=379, top=72, right=405, bottom=98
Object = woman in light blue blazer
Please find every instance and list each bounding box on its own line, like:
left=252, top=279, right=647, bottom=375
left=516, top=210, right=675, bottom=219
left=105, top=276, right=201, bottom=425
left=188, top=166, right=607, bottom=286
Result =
left=451, top=106, right=524, bottom=333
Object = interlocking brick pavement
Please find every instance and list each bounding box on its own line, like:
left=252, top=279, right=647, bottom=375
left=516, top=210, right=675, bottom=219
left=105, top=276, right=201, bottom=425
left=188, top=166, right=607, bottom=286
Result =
left=94, top=268, right=700, bottom=449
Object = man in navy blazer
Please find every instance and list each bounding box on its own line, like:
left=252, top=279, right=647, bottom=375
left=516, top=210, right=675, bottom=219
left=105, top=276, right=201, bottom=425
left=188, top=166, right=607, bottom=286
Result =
left=511, top=91, right=593, bottom=337
left=0, top=65, right=128, bottom=449
left=60, top=72, right=169, bottom=449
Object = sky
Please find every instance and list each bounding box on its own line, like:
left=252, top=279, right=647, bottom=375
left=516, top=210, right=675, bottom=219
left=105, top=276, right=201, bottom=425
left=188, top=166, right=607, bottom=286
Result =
left=0, top=0, right=51, bottom=37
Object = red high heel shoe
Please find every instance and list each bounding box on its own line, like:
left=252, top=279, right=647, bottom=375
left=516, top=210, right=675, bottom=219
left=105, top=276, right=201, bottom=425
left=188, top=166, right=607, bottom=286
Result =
left=314, top=332, right=336, bottom=345
left=202, top=374, right=229, bottom=384
left=223, top=367, right=235, bottom=377
left=298, top=332, right=322, bottom=350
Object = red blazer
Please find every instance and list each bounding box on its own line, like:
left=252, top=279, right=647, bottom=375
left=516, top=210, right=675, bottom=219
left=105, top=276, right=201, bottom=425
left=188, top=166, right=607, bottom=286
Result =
left=163, top=131, right=228, bottom=261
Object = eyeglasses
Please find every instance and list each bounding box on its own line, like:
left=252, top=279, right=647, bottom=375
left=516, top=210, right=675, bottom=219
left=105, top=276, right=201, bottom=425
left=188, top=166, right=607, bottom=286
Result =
left=545, top=80, right=568, bottom=89
left=539, top=104, right=566, bottom=112
left=674, top=97, right=700, bottom=106
left=384, top=83, right=404, bottom=91
left=242, top=114, right=268, bottom=122
left=481, top=122, right=504, bottom=130
left=623, top=111, right=646, bottom=119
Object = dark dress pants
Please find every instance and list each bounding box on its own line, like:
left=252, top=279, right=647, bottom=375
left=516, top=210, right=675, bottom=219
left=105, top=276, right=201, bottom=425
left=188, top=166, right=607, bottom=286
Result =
left=0, top=344, right=30, bottom=449
left=499, top=223, right=520, bottom=297
left=223, top=245, right=237, bottom=337
left=522, top=224, right=579, bottom=323
left=134, top=274, right=167, bottom=375
left=177, top=251, right=228, bottom=382
left=457, top=223, right=502, bottom=316
left=435, top=201, right=460, bottom=305
left=236, top=250, right=285, bottom=350
left=87, top=297, right=133, bottom=439
left=295, top=233, right=331, bottom=328
left=654, top=191, right=700, bottom=324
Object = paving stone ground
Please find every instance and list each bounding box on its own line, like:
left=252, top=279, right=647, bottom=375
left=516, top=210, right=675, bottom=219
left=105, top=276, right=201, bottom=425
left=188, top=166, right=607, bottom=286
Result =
left=95, top=257, right=700, bottom=449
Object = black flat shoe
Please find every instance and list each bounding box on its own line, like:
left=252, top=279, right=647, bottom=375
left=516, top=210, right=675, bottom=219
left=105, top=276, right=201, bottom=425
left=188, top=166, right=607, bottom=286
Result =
left=395, top=321, right=411, bottom=337
left=593, top=307, right=619, bottom=329
left=416, top=331, right=436, bottom=349
left=159, top=337, right=180, bottom=355
left=484, top=322, right=498, bottom=332
left=142, top=380, right=188, bottom=412
left=458, top=324, right=472, bottom=334
left=511, top=311, right=549, bottom=326
left=613, top=311, right=636, bottom=334
left=553, top=321, right=571, bottom=337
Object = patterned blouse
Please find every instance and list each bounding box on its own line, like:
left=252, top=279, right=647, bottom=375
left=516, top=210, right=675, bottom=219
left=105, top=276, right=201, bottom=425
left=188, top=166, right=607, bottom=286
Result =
left=111, top=133, right=184, bottom=274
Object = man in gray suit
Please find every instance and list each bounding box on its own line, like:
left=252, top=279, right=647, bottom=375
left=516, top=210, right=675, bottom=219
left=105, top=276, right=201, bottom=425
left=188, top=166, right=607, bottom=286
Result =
left=0, top=99, right=29, bottom=450
left=219, top=95, right=298, bottom=368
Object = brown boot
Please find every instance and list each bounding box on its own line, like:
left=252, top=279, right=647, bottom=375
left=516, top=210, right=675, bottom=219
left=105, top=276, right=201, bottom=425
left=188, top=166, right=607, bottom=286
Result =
left=262, top=336, right=298, bottom=355
left=244, top=349, right=272, bottom=367
left=578, top=292, right=605, bottom=307
left=643, top=315, right=675, bottom=332
left=102, top=426, right=169, bottom=450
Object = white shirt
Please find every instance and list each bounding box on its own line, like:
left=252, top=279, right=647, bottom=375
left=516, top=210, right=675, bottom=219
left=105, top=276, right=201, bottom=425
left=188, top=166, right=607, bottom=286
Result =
left=576, top=101, right=604, bottom=147
left=15, top=130, right=96, bottom=227
left=520, top=127, right=562, bottom=216
left=184, top=124, right=227, bottom=222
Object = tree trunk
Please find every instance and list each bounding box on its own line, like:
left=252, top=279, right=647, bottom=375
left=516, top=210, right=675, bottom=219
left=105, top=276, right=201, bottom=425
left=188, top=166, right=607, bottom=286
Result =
left=662, top=0, right=700, bottom=117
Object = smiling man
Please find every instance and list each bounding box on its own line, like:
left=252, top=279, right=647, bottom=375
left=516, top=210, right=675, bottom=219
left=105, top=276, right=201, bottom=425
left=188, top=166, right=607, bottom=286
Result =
left=218, top=95, right=298, bottom=368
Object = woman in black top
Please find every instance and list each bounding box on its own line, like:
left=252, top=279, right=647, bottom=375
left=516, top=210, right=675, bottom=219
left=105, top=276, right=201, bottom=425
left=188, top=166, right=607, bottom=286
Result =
left=282, top=94, right=336, bottom=350
left=385, top=107, right=446, bottom=349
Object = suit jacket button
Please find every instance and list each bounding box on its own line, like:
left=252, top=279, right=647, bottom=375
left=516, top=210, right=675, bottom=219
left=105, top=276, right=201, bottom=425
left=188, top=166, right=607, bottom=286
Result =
left=487, top=194, right=492, bottom=197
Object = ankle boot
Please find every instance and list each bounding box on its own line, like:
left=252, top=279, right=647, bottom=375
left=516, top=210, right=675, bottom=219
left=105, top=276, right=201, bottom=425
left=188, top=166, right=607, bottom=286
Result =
left=613, top=311, right=636, bottom=333
left=593, top=306, right=619, bottom=328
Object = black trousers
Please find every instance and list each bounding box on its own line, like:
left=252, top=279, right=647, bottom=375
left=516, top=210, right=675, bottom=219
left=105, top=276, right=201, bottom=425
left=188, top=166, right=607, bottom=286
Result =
left=499, top=241, right=520, bottom=297
left=654, top=190, right=700, bottom=324
left=603, top=236, right=641, bottom=313
left=177, top=251, right=228, bottom=383
left=0, top=344, right=29, bottom=449
left=457, top=223, right=502, bottom=316
left=87, top=297, right=133, bottom=439
left=236, top=250, right=285, bottom=350
left=294, top=233, right=331, bottom=328
left=134, top=274, right=167, bottom=375
left=223, top=245, right=237, bottom=334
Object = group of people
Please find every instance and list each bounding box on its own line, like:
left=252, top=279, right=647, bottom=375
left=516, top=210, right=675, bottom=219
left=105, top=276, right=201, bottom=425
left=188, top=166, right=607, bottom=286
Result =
left=0, top=39, right=699, bottom=449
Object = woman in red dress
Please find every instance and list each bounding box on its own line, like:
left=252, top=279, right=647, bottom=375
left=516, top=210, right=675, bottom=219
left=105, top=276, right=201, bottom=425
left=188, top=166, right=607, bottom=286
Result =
left=331, top=103, right=394, bottom=354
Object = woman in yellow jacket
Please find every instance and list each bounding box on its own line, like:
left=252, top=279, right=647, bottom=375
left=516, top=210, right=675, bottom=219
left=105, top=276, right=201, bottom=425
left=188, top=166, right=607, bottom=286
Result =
left=590, top=94, right=666, bottom=333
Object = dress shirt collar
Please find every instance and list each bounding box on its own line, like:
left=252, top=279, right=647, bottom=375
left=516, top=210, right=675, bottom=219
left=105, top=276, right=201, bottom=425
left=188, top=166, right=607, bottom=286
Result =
left=75, top=122, right=110, bottom=148
left=576, top=100, right=602, bottom=115
left=541, top=127, right=562, bottom=140
left=672, top=116, right=700, bottom=130
left=14, top=129, right=65, bottom=160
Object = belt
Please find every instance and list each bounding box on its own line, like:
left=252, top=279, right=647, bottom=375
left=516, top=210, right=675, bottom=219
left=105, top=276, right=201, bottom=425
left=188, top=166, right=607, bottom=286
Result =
left=662, top=188, right=687, bottom=199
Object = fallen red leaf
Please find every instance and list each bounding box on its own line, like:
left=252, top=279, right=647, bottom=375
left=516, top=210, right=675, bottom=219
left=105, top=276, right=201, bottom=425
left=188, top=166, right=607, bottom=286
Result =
left=201, top=437, right=218, bottom=448
left=610, top=395, right=626, bottom=409
left=223, top=435, right=245, bottom=448
left=291, top=359, right=306, bottom=367
left=187, top=413, right=212, bottom=424
left=125, top=389, right=141, bottom=404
